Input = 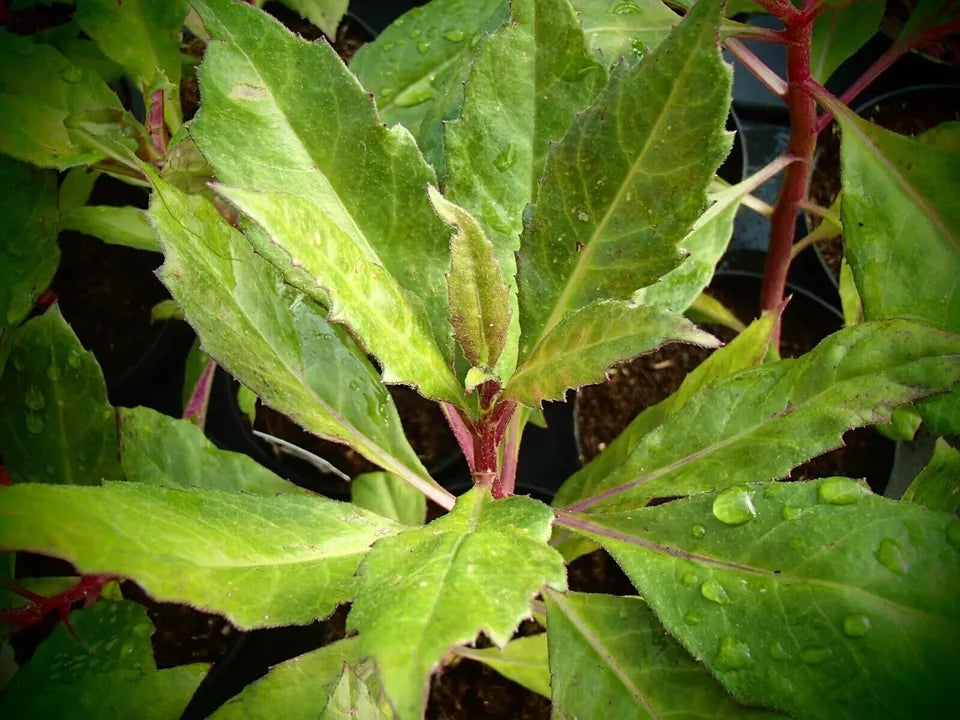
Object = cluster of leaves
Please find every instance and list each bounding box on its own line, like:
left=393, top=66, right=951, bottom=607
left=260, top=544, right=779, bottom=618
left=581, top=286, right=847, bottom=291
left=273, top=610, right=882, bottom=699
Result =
left=1, top=0, right=959, bottom=718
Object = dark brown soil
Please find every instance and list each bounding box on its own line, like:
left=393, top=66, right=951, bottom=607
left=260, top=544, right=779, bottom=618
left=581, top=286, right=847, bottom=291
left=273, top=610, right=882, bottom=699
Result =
left=263, top=1, right=374, bottom=61
left=810, top=86, right=960, bottom=280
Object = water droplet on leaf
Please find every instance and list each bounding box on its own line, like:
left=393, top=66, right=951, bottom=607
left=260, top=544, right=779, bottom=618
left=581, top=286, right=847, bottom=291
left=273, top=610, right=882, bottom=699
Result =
left=393, top=86, right=434, bottom=108
left=875, top=537, right=909, bottom=575
left=25, top=413, right=44, bottom=434
left=444, top=29, right=466, bottom=42
left=714, top=635, right=751, bottom=671
left=691, top=524, right=706, bottom=538
left=787, top=536, right=805, bottom=550
left=610, top=0, right=642, bottom=15
left=24, top=385, right=46, bottom=410
left=60, top=66, right=85, bottom=83
left=682, top=570, right=698, bottom=586
left=493, top=143, right=517, bottom=172
left=800, top=646, right=832, bottom=665
left=781, top=505, right=802, bottom=521
left=842, top=614, right=871, bottom=638
left=67, top=350, right=83, bottom=369
left=383, top=43, right=394, bottom=52
left=712, top=485, right=756, bottom=526
left=47, top=363, right=60, bottom=381
left=417, top=41, right=430, bottom=54
left=700, top=578, right=730, bottom=604
left=817, top=477, right=865, bottom=505
left=769, top=641, right=788, bottom=660
left=684, top=610, right=703, bottom=625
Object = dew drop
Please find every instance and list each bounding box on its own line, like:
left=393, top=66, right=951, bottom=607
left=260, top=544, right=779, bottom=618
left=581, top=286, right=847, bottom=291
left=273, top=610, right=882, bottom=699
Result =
left=409, top=28, right=421, bottom=38
left=700, top=578, right=730, bottom=605
left=24, top=385, right=46, bottom=410
left=769, top=641, right=788, bottom=660
left=684, top=610, right=703, bottom=625
left=762, top=483, right=784, bottom=499
left=682, top=570, right=699, bottom=586
left=800, top=646, right=832, bottom=665
left=444, top=29, right=466, bottom=42
left=691, top=523, right=706, bottom=539
left=781, top=505, right=802, bottom=521
left=944, top=519, right=960, bottom=550
left=380, top=86, right=396, bottom=101
left=67, top=350, right=83, bottom=369
left=393, top=86, right=434, bottom=108
left=610, top=0, right=642, bottom=15
left=712, top=485, right=756, bottom=526
left=417, top=41, right=430, bottom=54
left=469, top=32, right=483, bottom=48
left=817, top=477, right=865, bottom=505
left=493, top=143, right=517, bottom=172
left=60, top=66, right=85, bottom=83
left=787, top=536, right=805, bottom=550
left=714, top=635, right=751, bottom=671
left=25, top=413, right=45, bottom=434
left=842, top=614, right=871, bottom=638
left=875, top=537, right=909, bottom=575
left=47, top=363, right=60, bottom=381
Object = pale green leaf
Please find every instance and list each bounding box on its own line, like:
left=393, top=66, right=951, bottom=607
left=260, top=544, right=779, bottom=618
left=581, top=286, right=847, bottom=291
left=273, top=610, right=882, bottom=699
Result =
left=237, top=384, right=258, bottom=425
left=559, top=319, right=960, bottom=513
left=275, top=0, right=348, bottom=38
left=838, top=256, right=862, bottom=327
left=811, top=0, right=885, bottom=84
left=0, top=30, right=122, bottom=168
left=320, top=664, right=387, bottom=720
left=347, top=487, right=566, bottom=720
left=552, top=311, right=778, bottom=556
left=0, top=482, right=398, bottom=628
left=60, top=205, right=159, bottom=252
left=351, top=471, right=427, bottom=526
left=505, top=301, right=718, bottom=405
left=546, top=591, right=783, bottom=719
left=902, top=437, right=960, bottom=513
left=210, top=638, right=363, bottom=720
left=58, top=166, right=100, bottom=214
left=685, top=292, right=747, bottom=333
left=0, top=307, right=121, bottom=486
left=0, top=599, right=206, bottom=720
left=349, top=0, right=509, bottom=137
left=32, top=21, right=126, bottom=85
left=190, top=0, right=463, bottom=404
left=430, top=187, right=511, bottom=368
left=455, top=633, right=551, bottom=699
left=148, top=175, right=451, bottom=507
left=571, top=0, right=680, bottom=65
left=0, top=155, right=59, bottom=329
left=118, top=406, right=305, bottom=495
left=150, top=299, right=183, bottom=323
left=559, top=479, right=960, bottom=720
left=75, top=0, right=188, bottom=127
left=516, top=0, right=732, bottom=362
left=838, top=111, right=960, bottom=433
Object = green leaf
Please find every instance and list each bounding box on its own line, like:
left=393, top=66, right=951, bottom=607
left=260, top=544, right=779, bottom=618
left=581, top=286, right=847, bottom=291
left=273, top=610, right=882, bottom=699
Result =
left=275, top=0, right=348, bottom=38
left=455, top=633, right=551, bottom=699
left=0, top=599, right=206, bottom=719
left=0, top=30, right=122, bottom=168
left=685, top=292, right=747, bottom=333
left=351, top=471, right=427, bottom=526
left=150, top=298, right=183, bottom=323
left=0, top=307, right=121, bottom=486
left=190, top=0, right=463, bottom=404
left=546, top=591, right=783, bottom=719
left=349, top=0, right=509, bottom=137
left=118, top=406, right=305, bottom=495
left=60, top=205, right=159, bottom=252
left=320, top=664, right=387, bottom=720
left=0, top=482, right=398, bottom=628
left=897, top=0, right=960, bottom=44
left=505, top=301, right=718, bottom=405
left=58, top=166, right=100, bottom=214
left=810, top=0, right=885, bottom=84
left=553, top=311, right=778, bottom=512
left=0, top=155, right=59, bottom=329
left=516, top=0, right=732, bottom=362
left=148, top=175, right=451, bottom=507
left=837, top=256, right=862, bottom=327
left=571, top=0, right=680, bottom=65
left=875, top=404, right=922, bottom=442
left=74, top=0, right=188, bottom=112
left=902, top=437, right=960, bottom=513
left=558, top=479, right=960, bottom=720
left=838, top=112, right=960, bottom=433
left=63, top=107, right=156, bottom=181
left=559, top=319, right=960, bottom=512
left=180, top=336, right=210, bottom=411
left=210, top=637, right=363, bottom=720
left=237, top=384, right=258, bottom=425
left=430, top=187, right=511, bottom=368
left=347, top=487, right=566, bottom=719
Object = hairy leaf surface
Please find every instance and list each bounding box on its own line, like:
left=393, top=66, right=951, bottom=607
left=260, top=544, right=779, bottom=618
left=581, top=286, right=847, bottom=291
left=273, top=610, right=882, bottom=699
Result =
left=0, top=307, right=120, bottom=486
left=0, top=599, right=205, bottom=719
left=148, top=176, right=449, bottom=506
left=558, top=480, right=960, bottom=719
left=118, top=406, right=305, bottom=495
left=347, top=487, right=565, bottom=720
left=277, top=0, right=349, bottom=37
left=320, top=665, right=387, bottom=720
left=546, top=591, right=783, bottom=719
left=191, top=0, right=462, bottom=402
left=516, top=0, right=731, bottom=361
left=561, top=320, right=960, bottom=512
left=0, top=483, right=398, bottom=628
left=571, top=0, right=680, bottom=64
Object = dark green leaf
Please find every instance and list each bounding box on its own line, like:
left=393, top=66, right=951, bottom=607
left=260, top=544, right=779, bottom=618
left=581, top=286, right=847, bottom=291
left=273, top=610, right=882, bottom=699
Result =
left=516, top=0, right=732, bottom=362
left=902, top=437, right=960, bottom=513
left=558, top=479, right=960, bottom=720
left=0, top=307, right=120, bottom=486
left=347, top=487, right=565, bottom=719
left=0, top=599, right=205, bottom=719
left=0, top=483, right=398, bottom=628
left=810, top=0, right=885, bottom=84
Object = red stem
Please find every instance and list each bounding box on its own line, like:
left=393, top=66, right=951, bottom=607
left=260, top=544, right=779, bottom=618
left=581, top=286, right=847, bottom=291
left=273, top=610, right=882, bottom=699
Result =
left=442, top=403, right=476, bottom=472
left=760, top=16, right=817, bottom=347
left=0, top=574, right=114, bottom=637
